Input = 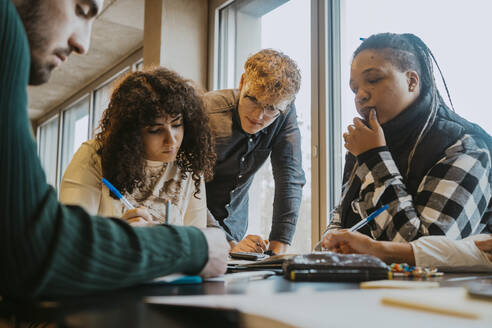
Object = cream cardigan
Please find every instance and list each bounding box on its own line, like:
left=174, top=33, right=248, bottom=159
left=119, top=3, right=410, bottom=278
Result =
left=59, top=139, right=206, bottom=228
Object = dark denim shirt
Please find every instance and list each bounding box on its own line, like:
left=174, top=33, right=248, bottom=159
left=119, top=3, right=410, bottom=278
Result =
left=204, top=89, right=306, bottom=244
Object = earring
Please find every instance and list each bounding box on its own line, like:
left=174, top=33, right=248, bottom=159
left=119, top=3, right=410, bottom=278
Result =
left=409, top=84, right=415, bottom=92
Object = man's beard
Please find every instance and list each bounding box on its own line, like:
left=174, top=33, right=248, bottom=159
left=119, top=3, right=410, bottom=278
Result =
left=16, top=0, right=55, bottom=85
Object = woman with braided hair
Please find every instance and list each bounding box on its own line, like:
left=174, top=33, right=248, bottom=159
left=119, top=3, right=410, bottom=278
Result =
left=319, top=32, right=492, bottom=254
left=59, top=67, right=216, bottom=227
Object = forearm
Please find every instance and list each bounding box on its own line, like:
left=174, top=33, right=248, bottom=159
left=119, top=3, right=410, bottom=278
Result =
left=319, top=230, right=414, bottom=264
left=2, top=190, right=209, bottom=298
left=373, top=240, right=415, bottom=265
left=270, top=105, right=305, bottom=244
left=270, top=179, right=304, bottom=243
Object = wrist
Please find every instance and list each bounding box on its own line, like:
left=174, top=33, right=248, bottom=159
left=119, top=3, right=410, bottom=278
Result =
left=228, top=240, right=237, bottom=250
left=365, top=238, right=382, bottom=259
left=373, top=240, right=415, bottom=265
left=269, top=240, right=288, bottom=254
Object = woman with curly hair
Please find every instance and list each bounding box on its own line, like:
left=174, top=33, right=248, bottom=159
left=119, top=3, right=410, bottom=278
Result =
left=59, top=67, right=216, bottom=227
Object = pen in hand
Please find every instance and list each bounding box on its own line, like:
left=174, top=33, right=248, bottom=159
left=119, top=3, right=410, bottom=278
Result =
left=102, top=177, right=135, bottom=210
left=349, top=204, right=389, bottom=232
left=102, top=177, right=167, bottom=223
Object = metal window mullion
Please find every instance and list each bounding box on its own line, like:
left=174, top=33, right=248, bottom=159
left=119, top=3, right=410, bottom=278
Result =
left=326, top=0, right=342, bottom=223
left=88, top=91, right=94, bottom=139
left=312, top=0, right=342, bottom=245
left=311, top=0, right=324, bottom=248
left=56, top=110, right=63, bottom=191
left=36, top=125, right=41, bottom=157
left=218, top=8, right=227, bottom=89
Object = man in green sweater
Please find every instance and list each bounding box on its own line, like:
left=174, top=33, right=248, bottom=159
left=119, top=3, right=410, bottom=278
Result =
left=0, top=0, right=229, bottom=299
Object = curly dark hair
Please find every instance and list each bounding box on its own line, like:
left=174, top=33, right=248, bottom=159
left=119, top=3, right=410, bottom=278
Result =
left=95, top=67, right=216, bottom=199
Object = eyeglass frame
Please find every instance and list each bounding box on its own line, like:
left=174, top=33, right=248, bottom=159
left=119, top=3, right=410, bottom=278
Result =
left=241, top=94, right=287, bottom=119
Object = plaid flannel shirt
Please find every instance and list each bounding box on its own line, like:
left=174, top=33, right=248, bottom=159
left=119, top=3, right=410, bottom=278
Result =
left=326, top=134, right=492, bottom=242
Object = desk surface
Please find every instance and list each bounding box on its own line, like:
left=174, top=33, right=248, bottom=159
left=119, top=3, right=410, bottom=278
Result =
left=1, top=273, right=491, bottom=328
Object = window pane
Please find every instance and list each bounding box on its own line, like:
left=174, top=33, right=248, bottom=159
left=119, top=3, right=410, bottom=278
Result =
left=59, top=97, right=89, bottom=183
left=38, top=115, right=59, bottom=187
left=218, top=0, right=311, bottom=253
left=93, top=82, right=112, bottom=135
left=136, top=60, right=144, bottom=71
left=341, top=0, right=492, bottom=155
left=92, top=68, right=129, bottom=135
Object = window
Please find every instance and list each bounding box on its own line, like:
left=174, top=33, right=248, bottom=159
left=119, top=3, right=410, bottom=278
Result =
left=59, top=97, right=90, bottom=183
left=135, top=60, right=144, bottom=71
left=37, top=57, right=140, bottom=189
left=38, top=115, right=59, bottom=188
left=340, top=0, right=492, bottom=144
left=92, top=68, right=130, bottom=136
left=217, top=0, right=311, bottom=253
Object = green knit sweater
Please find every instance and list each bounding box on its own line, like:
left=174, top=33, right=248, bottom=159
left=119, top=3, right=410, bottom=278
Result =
left=0, top=0, right=208, bottom=299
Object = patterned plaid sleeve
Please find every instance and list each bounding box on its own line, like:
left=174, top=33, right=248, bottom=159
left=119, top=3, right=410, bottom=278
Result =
left=351, top=134, right=491, bottom=242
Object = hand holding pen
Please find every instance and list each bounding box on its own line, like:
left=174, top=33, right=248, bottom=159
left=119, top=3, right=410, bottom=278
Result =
left=102, top=178, right=169, bottom=225
left=120, top=207, right=153, bottom=226
left=316, top=204, right=389, bottom=251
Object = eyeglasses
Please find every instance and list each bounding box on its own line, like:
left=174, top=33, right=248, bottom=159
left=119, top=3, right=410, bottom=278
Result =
left=260, top=104, right=282, bottom=118
left=243, top=95, right=283, bottom=119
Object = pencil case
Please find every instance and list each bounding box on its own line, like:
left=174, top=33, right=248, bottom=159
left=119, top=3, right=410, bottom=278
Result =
left=283, top=252, right=389, bottom=282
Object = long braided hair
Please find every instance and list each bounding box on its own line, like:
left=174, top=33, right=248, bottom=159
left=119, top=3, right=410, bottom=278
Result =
left=340, top=33, right=454, bottom=203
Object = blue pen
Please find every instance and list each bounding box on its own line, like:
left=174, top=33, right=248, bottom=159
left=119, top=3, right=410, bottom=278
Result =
left=102, top=177, right=168, bottom=221
left=349, top=204, right=389, bottom=232
left=102, top=177, right=135, bottom=210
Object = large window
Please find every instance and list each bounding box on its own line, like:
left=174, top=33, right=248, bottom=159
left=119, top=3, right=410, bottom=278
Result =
left=59, top=96, right=90, bottom=184
left=217, top=0, right=311, bottom=253
left=38, top=115, right=59, bottom=188
left=214, top=0, right=492, bottom=248
left=92, top=68, right=130, bottom=136
left=36, top=57, right=140, bottom=190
